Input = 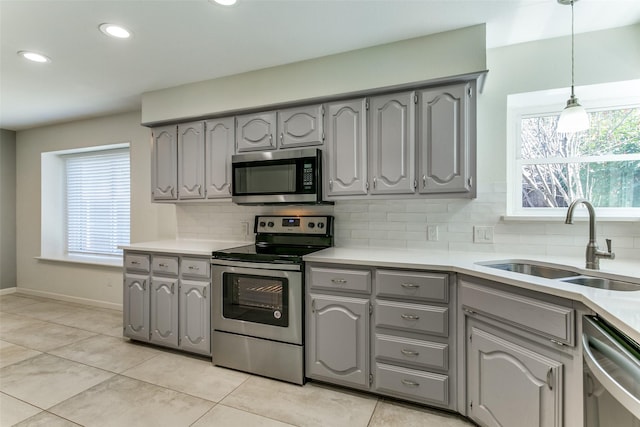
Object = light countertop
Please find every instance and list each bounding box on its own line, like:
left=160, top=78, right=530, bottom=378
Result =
left=119, top=239, right=247, bottom=256
left=304, top=247, right=640, bottom=343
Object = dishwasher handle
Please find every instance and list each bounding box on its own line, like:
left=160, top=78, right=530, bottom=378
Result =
left=582, top=325, right=640, bottom=419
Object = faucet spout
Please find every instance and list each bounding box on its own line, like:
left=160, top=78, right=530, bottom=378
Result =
left=565, top=198, right=614, bottom=269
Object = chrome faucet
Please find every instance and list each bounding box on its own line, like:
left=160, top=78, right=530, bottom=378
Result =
left=565, top=198, right=615, bottom=270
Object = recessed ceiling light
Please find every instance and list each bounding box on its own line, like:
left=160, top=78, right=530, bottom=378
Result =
left=18, top=51, right=51, bottom=63
left=99, top=23, right=131, bottom=39
left=209, top=0, right=237, bottom=6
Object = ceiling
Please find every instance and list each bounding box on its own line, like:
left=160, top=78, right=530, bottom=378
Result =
left=1, top=0, right=639, bottom=131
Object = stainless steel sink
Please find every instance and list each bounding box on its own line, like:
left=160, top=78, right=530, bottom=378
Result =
left=478, top=260, right=640, bottom=292
left=560, top=276, right=640, bottom=292
left=479, top=262, right=580, bottom=279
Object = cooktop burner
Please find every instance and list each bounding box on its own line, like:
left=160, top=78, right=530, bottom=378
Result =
left=212, top=215, right=334, bottom=264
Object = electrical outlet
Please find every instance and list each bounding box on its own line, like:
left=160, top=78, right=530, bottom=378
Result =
left=427, top=225, right=439, bottom=241
left=241, top=221, right=250, bottom=236
left=473, top=226, right=494, bottom=243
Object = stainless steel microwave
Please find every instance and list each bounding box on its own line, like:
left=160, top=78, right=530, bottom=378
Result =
left=231, top=148, right=325, bottom=205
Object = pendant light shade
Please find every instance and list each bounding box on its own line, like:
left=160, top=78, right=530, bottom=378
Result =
left=557, top=0, right=590, bottom=133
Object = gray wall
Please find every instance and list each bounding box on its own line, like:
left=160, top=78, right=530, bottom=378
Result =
left=0, top=129, right=17, bottom=289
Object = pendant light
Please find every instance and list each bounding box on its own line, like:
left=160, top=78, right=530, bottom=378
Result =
left=557, top=0, right=589, bottom=133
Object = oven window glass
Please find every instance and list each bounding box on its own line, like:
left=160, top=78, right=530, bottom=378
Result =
left=222, top=273, right=288, bottom=327
left=234, top=163, right=297, bottom=194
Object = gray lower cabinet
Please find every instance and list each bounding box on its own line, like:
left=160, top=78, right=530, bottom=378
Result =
left=459, top=276, right=581, bottom=427
left=307, top=294, right=370, bottom=389
left=466, top=318, right=562, bottom=427
left=123, top=251, right=212, bottom=356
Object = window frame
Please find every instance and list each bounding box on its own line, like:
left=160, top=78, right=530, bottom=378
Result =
left=506, top=81, right=640, bottom=220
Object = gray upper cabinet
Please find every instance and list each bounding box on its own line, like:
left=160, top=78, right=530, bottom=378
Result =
left=278, top=104, right=324, bottom=149
left=151, top=125, right=178, bottom=200
left=466, top=319, right=563, bottom=427
left=236, top=111, right=277, bottom=152
left=417, top=83, right=475, bottom=195
left=178, top=121, right=205, bottom=200
left=370, top=92, right=416, bottom=195
left=205, top=117, right=234, bottom=199
left=325, top=98, right=368, bottom=197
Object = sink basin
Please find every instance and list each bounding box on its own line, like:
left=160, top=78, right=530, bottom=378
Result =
left=560, top=276, right=640, bottom=292
left=479, top=262, right=580, bottom=279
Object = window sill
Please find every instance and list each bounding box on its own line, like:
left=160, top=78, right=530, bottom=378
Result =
left=502, top=215, right=640, bottom=222
left=36, top=254, right=123, bottom=269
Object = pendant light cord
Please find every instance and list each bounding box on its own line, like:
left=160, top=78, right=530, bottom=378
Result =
left=570, top=0, right=575, bottom=98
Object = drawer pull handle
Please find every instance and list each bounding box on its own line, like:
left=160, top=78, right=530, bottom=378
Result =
left=547, top=368, right=553, bottom=390
left=189, top=266, right=199, bottom=270
left=331, top=278, right=347, bottom=284
left=158, top=263, right=168, bottom=267
left=401, top=349, right=420, bottom=357
left=401, top=314, right=420, bottom=321
left=401, top=379, right=420, bottom=387
left=131, top=261, right=140, bottom=265
left=401, top=283, right=419, bottom=289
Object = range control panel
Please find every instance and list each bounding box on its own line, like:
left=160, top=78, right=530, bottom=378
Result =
left=255, top=215, right=332, bottom=235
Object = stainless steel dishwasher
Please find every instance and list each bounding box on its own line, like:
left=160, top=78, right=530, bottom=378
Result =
left=583, top=315, right=640, bottom=426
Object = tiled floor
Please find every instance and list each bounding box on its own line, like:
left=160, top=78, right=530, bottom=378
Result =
left=0, top=294, right=474, bottom=427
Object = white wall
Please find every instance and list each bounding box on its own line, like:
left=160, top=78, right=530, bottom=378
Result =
left=1, top=129, right=17, bottom=289
left=16, top=112, right=176, bottom=307
left=175, top=24, right=640, bottom=261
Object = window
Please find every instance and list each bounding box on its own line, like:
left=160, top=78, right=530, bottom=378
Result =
left=64, top=148, right=130, bottom=257
left=40, top=144, right=130, bottom=266
left=507, top=80, right=640, bottom=218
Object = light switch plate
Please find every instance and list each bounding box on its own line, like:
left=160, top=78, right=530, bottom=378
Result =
left=474, top=225, right=494, bottom=243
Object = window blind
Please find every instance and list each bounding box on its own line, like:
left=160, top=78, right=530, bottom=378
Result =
left=65, top=148, right=130, bottom=257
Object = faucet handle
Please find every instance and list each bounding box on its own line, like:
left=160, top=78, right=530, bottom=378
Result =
left=606, top=238, right=613, bottom=253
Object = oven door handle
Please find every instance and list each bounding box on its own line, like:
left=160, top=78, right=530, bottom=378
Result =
left=210, top=259, right=302, bottom=271
left=582, top=332, right=640, bottom=419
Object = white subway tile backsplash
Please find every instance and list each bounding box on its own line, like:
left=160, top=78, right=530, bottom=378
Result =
left=174, top=184, right=640, bottom=260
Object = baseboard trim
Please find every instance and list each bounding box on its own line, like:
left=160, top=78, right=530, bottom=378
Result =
left=14, top=288, right=122, bottom=311
left=0, top=287, right=17, bottom=296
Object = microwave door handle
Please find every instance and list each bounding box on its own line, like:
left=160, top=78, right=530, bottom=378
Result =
left=582, top=333, right=640, bottom=418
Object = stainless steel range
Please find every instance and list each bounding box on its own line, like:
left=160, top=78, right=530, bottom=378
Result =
left=211, top=215, right=333, bottom=385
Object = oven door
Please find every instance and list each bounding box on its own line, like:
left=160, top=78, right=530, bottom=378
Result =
left=212, top=261, right=303, bottom=345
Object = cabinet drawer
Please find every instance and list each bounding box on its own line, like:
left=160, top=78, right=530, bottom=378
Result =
left=460, top=280, right=575, bottom=345
left=375, top=334, right=448, bottom=371
left=375, top=300, right=448, bottom=337
left=376, top=270, right=448, bottom=303
left=375, top=363, right=448, bottom=406
left=181, top=258, right=210, bottom=278
left=151, top=256, right=179, bottom=275
left=308, top=266, right=371, bottom=294
left=124, top=253, right=150, bottom=272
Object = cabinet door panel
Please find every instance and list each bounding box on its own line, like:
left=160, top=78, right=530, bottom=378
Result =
left=307, top=294, right=369, bottom=388
left=325, top=99, right=368, bottom=197
left=418, top=84, right=471, bottom=194
left=467, top=320, right=563, bottom=427
left=123, top=274, right=149, bottom=341
left=178, top=122, right=205, bottom=199
left=370, top=92, right=415, bottom=194
left=151, top=125, right=177, bottom=200
left=179, top=280, right=210, bottom=355
left=150, top=278, right=179, bottom=348
left=279, top=105, right=324, bottom=148
left=205, top=118, right=234, bottom=198
left=236, top=112, right=277, bottom=152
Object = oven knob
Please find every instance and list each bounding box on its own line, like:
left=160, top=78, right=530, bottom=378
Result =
left=308, top=222, right=315, bottom=229
left=259, top=221, right=266, bottom=228
left=317, top=222, right=325, bottom=229
left=267, top=221, right=275, bottom=227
